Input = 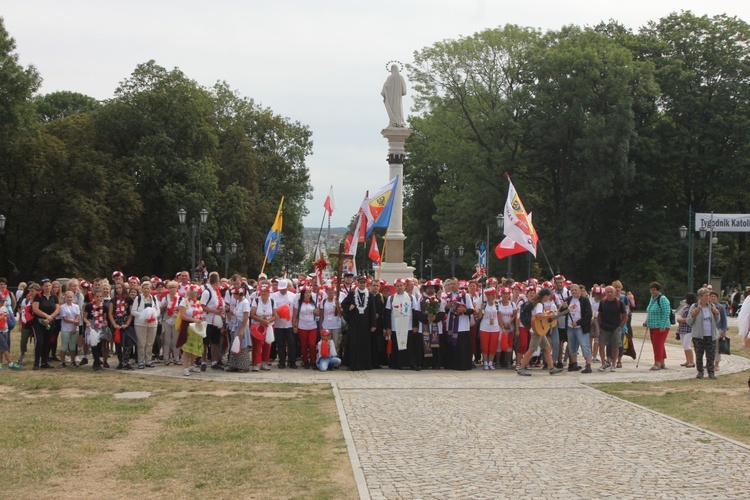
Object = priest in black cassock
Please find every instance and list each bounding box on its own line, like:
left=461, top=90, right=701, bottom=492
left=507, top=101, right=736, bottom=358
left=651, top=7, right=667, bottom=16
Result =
left=341, top=275, right=376, bottom=370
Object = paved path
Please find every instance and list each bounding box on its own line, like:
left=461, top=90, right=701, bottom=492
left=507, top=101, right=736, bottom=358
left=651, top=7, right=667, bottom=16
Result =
left=136, top=326, right=750, bottom=499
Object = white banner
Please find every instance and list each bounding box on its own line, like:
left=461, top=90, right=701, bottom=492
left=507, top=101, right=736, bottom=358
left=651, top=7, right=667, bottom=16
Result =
left=695, top=213, right=750, bottom=232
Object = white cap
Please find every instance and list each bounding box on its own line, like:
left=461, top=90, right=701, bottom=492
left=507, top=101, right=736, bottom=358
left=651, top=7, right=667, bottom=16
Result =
left=277, top=279, right=288, bottom=291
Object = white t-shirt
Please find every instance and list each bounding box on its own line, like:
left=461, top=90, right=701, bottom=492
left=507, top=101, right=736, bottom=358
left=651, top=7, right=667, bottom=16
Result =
left=568, top=297, right=581, bottom=324
left=59, top=303, right=81, bottom=332
left=297, top=301, right=318, bottom=330
left=321, top=298, right=342, bottom=330
left=530, top=303, right=545, bottom=335
left=161, top=294, right=182, bottom=326
left=200, top=285, right=223, bottom=324
left=497, top=301, right=517, bottom=332
left=234, top=298, right=251, bottom=325
left=251, top=298, right=275, bottom=325
left=271, top=291, right=295, bottom=328
left=479, top=302, right=500, bottom=333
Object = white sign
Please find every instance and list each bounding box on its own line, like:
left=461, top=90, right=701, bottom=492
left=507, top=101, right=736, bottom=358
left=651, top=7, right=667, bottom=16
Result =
left=695, top=213, right=750, bottom=232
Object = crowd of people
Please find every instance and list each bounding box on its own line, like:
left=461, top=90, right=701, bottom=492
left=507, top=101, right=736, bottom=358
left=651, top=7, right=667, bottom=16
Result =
left=1, top=271, right=748, bottom=378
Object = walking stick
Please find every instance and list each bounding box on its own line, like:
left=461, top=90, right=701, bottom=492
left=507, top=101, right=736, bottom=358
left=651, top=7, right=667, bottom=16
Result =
left=636, top=328, right=648, bottom=368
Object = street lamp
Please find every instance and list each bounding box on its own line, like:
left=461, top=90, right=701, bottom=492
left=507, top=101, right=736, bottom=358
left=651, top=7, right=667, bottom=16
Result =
left=410, top=252, right=422, bottom=279
left=178, top=208, right=208, bottom=280
left=424, top=258, right=433, bottom=280
left=679, top=206, right=709, bottom=293
left=0, top=214, right=5, bottom=236
left=215, top=242, right=238, bottom=278
left=495, top=213, right=512, bottom=277
left=444, top=245, right=464, bottom=277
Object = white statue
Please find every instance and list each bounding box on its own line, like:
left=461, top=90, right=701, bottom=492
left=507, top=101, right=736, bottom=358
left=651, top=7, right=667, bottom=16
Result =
left=381, top=64, right=407, bottom=128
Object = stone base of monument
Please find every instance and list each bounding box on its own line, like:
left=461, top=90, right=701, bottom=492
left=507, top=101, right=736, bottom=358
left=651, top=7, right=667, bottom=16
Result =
left=373, top=262, right=415, bottom=283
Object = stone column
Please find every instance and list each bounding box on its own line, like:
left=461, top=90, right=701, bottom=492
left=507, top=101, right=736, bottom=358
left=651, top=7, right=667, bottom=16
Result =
left=375, top=127, right=415, bottom=282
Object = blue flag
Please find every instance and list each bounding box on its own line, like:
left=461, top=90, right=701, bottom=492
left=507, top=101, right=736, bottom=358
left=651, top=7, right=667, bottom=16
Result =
left=263, top=197, right=284, bottom=263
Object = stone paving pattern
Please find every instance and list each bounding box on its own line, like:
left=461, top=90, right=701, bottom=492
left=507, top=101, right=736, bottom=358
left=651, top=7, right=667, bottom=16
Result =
left=134, top=312, right=750, bottom=498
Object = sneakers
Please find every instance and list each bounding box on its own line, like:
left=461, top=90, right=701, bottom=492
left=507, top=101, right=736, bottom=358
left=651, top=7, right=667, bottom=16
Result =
left=709, top=373, right=717, bottom=380
left=9, top=362, right=21, bottom=371
left=568, top=363, right=582, bottom=372
left=517, top=369, right=532, bottom=376
left=483, top=363, right=489, bottom=371
left=696, top=372, right=704, bottom=379
left=609, top=365, right=616, bottom=373
left=261, top=362, right=271, bottom=371
left=252, top=364, right=260, bottom=372
left=488, top=363, right=496, bottom=370
left=183, top=368, right=190, bottom=377
left=597, top=364, right=608, bottom=372
left=549, top=367, right=563, bottom=375
left=92, top=365, right=103, bottom=372
left=211, top=363, right=224, bottom=370
left=200, top=363, right=207, bottom=372
left=60, top=362, right=67, bottom=368
left=79, top=357, right=88, bottom=366
left=145, top=363, right=155, bottom=368
left=138, top=364, right=145, bottom=369
left=16, top=355, right=24, bottom=364
left=582, top=366, right=592, bottom=373
left=189, top=366, right=201, bottom=373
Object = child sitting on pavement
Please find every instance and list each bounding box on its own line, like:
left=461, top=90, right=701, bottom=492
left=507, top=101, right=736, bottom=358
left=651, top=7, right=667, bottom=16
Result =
left=316, top=328, right=341, bottom=372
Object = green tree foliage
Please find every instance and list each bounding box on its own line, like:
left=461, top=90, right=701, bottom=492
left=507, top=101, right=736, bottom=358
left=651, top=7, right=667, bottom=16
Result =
left=405, top=13, right=750, bottom=298
left=0, top=30, right=312, bottom=280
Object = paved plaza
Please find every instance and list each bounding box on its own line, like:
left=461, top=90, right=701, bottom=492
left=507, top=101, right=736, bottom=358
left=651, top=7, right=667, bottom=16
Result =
left=136, top=314, right=750, bottom=499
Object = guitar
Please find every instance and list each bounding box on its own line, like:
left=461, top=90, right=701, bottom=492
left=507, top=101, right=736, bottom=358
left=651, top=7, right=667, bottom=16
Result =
left=531, top=309, right=570, bottom=336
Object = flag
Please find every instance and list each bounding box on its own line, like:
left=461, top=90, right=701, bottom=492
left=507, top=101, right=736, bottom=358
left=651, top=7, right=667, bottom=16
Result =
left=477, top=241, right=487, bottom=267
left=361, top=176, right=399, bottom=237
left=263, top=197, right=284, bottom=262
left=494, top=175, right=538, bottom=259
left=368, top=234, right=381, bottom=265
left=323, top=185, right=336, bottom=216
left=343, top=212, right=363, bottom=276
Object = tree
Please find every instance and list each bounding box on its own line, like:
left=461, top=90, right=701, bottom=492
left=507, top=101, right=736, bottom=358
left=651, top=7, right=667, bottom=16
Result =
left=33, top=91, right=100, bottom=122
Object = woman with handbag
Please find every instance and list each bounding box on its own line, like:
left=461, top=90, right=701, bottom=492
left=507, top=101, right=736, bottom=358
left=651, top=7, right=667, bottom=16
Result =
left=250, top=284, right=277, bottom=372
left=131, top=281, right=159, bottom=369
left=225, top=287, right=251, bottom=372
left=160, top=281, right=182, bottom=366
left=177, top=284, right=206, bottom=376
left=675, top=293, right=697, bottom=368
left=686, top=287, right=720, bottom=380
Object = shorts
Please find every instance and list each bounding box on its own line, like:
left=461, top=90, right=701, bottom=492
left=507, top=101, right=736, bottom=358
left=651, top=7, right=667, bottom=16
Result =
left=60, top=329, right=79, bottom=351
left=527, top=331, right=551, bottom=353
left=205, top=324, right=222, bottom=346
left=0, top=330, right=9, bottom=352
left=590, top=321, right=600, bottom=339
left=599, top=328, right=622, bottom=348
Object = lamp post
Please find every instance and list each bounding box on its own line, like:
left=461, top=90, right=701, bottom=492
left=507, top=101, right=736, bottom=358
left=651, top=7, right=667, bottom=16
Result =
left=706, top=212, right=717, bottom=288
left=424, top=258, right=433, bottom=280
left=0, top=214, right=6, bottom=236
left=178, top=208, right=208, bottom=280
left=444, top=245, right=464, bottom=277
left=679, top=205, right=708, bottom=293
left=215, top=242, right=238, bottom=278
left=410, top=252, right=422, bottom=279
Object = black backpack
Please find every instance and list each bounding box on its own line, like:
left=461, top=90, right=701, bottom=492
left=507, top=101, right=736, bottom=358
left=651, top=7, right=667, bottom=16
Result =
left=520, top=301, right=535, bottom=329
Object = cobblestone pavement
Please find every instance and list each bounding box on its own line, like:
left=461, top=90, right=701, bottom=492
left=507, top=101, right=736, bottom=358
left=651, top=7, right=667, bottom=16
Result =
left=134, top=324, right=750, bottom=499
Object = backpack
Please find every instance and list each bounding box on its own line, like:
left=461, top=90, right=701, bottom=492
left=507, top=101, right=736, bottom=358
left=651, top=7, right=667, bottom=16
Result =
left=520, top=301, right=535, bottom=329
left=657, top=294, right=676, bottom=325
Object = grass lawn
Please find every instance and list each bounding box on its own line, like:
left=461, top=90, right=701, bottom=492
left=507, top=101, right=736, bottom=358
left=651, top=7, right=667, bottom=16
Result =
left=593, top=326, right=750, bottom=446
left=0, top=331, right=357, bottom=499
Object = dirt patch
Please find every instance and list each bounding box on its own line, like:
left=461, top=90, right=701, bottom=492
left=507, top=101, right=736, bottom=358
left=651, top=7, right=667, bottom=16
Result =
left=54, top=397, right=179, bottom=499
left=171, top=389, right=305, bottom=398
left=0, top=387, right=89, bottom=399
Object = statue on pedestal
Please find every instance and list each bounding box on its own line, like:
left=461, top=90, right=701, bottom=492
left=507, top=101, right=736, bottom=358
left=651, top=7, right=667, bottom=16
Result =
left=381, top=63, right=407, bottom=128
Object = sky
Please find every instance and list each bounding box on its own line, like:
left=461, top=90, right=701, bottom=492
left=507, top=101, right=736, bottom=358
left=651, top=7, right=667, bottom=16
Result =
left=4, top=0, right=750, bottom=228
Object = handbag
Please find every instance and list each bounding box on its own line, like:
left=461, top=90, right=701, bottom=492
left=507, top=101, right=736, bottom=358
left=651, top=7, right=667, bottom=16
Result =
left=719, top=337, right=731, bottom=355
left=231, top=335, right=241, bottom=354
left=188, top=320, right=207, bottom=338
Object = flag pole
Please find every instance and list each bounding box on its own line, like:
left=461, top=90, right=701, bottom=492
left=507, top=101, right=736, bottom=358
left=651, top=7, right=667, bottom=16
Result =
left=376, top=228, right=388, bottom=281
left=537, top=239, right=555, bottom=276
left=314, top=209, right=327, bottom=262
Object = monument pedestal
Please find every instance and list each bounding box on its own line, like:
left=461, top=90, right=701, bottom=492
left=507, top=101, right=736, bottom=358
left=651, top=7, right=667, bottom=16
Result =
left=379, top=126, right=412, bottom=281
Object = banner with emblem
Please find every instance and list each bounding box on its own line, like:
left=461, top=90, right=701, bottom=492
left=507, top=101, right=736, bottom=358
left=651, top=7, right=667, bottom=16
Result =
left=495, top=175, right=538, bottom=260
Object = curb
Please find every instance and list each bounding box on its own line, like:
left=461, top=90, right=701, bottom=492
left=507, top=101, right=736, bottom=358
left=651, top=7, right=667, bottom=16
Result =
left=332, top=382, right=370, bottom=500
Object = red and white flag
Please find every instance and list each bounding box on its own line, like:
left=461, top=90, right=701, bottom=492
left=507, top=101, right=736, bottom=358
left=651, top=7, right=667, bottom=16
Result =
left=343, top=211, right=364, bottom=276
left=368, top=234, right=381, bottom=265
left=494, top=174, right=538, bottom=260
left=323, top=185, right=336, bottom=216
